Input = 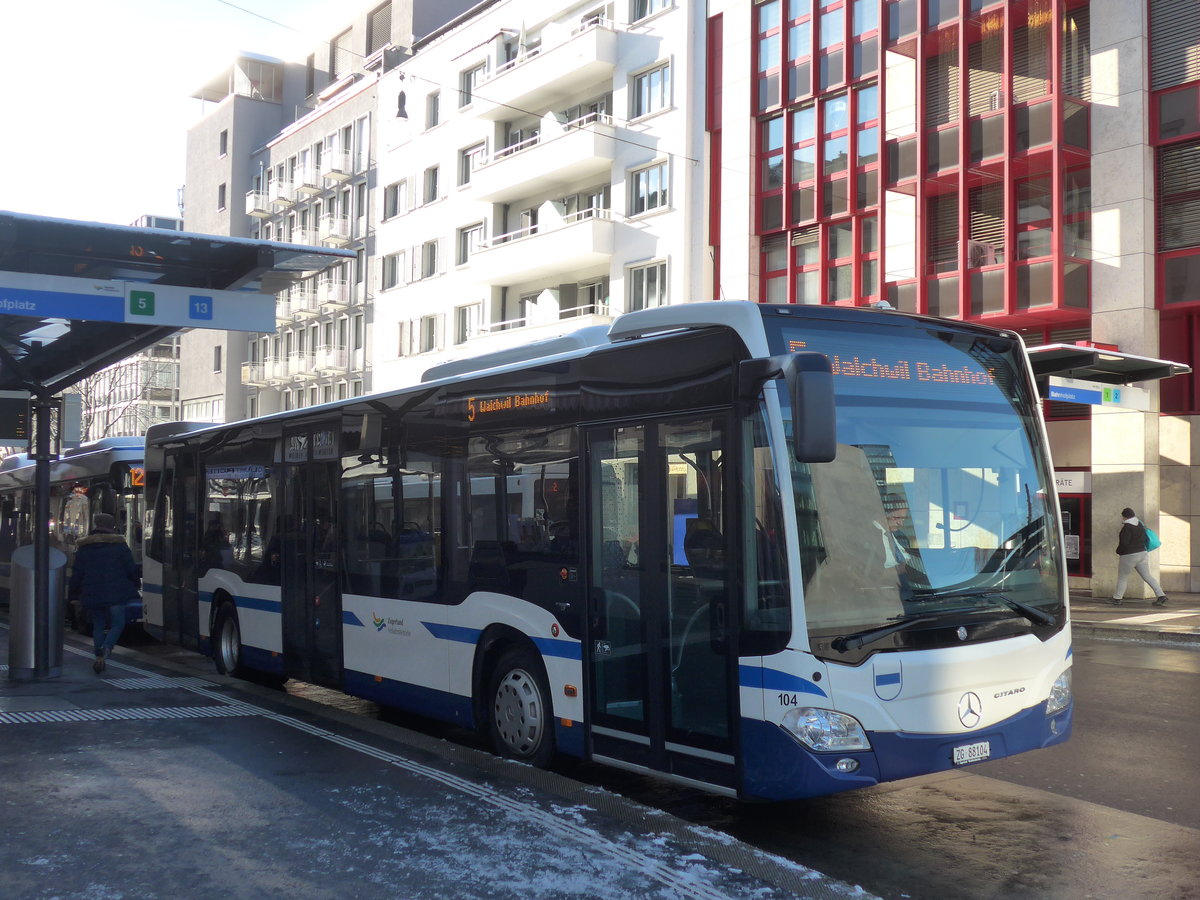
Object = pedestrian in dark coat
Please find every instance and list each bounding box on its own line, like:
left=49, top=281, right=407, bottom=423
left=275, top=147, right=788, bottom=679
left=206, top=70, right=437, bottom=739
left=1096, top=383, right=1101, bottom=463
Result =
left=68, top=513, right=140, bottom=673
left=1112, top=506, right=1168, bottom=607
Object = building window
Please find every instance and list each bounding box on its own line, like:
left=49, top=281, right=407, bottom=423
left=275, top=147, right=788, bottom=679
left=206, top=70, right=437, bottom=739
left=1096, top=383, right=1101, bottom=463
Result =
left=630, top=162, right=668, bottom=215
left=219, top=130, right=228, bottom=157
left=760, top=114, right=785, bottom=230
left=381, top=251, right=405, bottom=290
left=367, top=2, right=392, bottom=55
left=217, top=183, right=227, bottom=211
left=352, top=314, right=364, bottom=351
left=330, top=29, right=352, bottom=81
left=383, top=179, right=408, bottom=218
left=306, top=54, right=315, bottom=97
left=213, top=346, right=222, bottom=373
left=455, top=304, right=482, bottom=344
left=460, top=63, right=486, bottom=107
left=1160, top=141, right=1200, bottom=306
left=459, top=142, right=485, bottom=186
left=426, top=91, right=440, bottom=129
left=421, top=239, right=439, bottom=278
left=457, top=223, right=484, bottom=265
left=423, top=165, right=440, bottom=204
left=628, top=260, right=667, bottom=310
left=631, top=63, right=670, bottom=118
left=757, top=0, right=783, bottom=111
left=421, top=315, right=439, bottom=352
left=352, top=380, right=363, bottom=397
left=632, top=0, right=669, bottom=21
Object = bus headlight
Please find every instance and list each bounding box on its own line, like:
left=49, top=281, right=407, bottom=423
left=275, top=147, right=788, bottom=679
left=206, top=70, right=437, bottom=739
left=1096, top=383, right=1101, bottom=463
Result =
left=1046, top=669, right=1072, bottom=715
left=781, top=707, right=870, bottom=752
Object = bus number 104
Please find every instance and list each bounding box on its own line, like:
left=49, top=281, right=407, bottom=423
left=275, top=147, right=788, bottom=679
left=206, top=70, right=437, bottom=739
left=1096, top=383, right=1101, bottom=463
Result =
left=778, top=693, right=800, bottom=706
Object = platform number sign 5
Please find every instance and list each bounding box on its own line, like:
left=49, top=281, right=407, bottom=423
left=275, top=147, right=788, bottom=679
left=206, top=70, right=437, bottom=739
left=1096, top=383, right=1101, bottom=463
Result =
left=129, top=290, right=155, bottom=316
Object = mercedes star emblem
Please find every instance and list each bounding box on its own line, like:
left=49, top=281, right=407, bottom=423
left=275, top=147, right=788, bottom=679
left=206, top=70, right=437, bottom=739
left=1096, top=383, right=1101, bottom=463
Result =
left=958, top=692, right=982, bottom=728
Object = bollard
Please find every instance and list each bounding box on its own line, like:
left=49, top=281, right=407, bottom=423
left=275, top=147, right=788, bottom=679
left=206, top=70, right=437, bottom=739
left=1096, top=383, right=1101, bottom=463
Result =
left=7, top=544, right=65, bottom=680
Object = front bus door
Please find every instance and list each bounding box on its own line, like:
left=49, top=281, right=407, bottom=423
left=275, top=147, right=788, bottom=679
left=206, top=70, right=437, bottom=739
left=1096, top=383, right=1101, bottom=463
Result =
left=281, top=424, right=343, bottom=687
left=587, top=416, right=736, bottom=793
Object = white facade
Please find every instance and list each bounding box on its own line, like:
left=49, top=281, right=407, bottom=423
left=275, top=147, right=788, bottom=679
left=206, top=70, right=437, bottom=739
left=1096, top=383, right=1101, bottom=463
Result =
left=372, top=0, right=709, bottom=388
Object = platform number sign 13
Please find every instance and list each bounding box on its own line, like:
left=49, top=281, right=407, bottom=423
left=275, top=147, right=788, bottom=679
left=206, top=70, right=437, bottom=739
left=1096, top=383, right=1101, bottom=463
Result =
left=189, top=295, right=214, bottom=320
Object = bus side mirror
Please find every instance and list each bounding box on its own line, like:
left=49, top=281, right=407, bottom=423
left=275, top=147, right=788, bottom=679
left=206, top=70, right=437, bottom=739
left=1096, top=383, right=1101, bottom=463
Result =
left=739, top=352, right=837, bottom=463
left=787, top=352, right=836, bottom=463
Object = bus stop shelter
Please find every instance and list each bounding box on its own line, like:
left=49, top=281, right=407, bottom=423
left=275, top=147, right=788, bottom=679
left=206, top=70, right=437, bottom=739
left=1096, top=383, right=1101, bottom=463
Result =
left=0, top=210, right=354, bottom=680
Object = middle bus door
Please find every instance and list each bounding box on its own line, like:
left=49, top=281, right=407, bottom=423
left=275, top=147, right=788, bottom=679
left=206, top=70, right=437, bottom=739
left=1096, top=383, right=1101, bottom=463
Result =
left=587, top=416, right=737, bottom=792
left=281, top=425, right=343, bottom=688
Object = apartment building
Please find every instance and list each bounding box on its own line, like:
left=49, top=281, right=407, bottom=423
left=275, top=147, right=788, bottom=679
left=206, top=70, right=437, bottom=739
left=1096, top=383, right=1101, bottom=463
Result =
left=371, top=0, right=708, bottom=387
left=182, top=0, right=475, bottom=421
left=708, top=0, right=1200, bottom=594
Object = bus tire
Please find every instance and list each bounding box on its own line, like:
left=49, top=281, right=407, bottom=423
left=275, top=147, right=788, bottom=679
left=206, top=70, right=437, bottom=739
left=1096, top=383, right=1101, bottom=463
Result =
left=213, top=603, right=243, bottom=677
left=487, top=645, right=555, bottom=768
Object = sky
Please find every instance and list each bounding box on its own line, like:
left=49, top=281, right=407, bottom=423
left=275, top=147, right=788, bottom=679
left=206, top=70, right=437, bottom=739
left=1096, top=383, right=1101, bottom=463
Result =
left=0, top=0, right=345, bottom=227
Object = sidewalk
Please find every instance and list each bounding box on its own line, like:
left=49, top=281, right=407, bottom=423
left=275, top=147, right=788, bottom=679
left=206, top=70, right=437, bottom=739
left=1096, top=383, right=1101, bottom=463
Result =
left=0, top=623, right=869, bottom=900
left=1069, top=591, right=1200, bottom=645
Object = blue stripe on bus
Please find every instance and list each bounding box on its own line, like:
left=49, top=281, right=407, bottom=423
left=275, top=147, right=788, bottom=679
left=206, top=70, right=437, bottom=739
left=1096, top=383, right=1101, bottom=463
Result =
left=344, top=610, right=366, bottom=627
left=142, top=582, right=163, bottom=594
left=531, top=636, right=583, bottom=660
left=739, top=664, right=828, bottom=698
left=416, top=623, right=580, bottom=661
left=875, top=672, right=902, bottom=687
left=422, top=622, right=483, bottom=644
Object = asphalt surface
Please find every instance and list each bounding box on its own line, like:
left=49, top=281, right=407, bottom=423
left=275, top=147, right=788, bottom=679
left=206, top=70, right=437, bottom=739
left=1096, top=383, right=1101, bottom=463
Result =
left=1, top=595, right=1194, bottom=900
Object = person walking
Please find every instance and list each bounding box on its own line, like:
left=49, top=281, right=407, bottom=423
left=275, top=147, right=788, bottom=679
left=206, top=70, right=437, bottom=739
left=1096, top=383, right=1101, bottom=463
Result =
left=68, top=512, right=141, bottom=673
left=1112, top=507, right=1168, bottom=607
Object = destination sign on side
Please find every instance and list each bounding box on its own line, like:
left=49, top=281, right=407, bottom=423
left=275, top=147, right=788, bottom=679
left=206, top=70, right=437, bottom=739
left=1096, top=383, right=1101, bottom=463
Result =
left=0, top=271, right=276, bottom=333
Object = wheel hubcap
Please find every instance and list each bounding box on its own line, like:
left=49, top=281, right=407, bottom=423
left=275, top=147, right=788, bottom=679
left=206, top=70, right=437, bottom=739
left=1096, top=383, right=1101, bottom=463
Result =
left=494, top=668, right=543, bottom=756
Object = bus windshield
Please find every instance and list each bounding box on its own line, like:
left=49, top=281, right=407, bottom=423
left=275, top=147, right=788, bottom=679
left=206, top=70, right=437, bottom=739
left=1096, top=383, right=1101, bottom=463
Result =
left=767, top=315, right=1064, bottom=654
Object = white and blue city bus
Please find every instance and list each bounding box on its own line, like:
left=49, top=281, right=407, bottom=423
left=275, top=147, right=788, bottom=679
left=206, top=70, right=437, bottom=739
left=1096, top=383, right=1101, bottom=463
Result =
left=0, top=436, right=145, bottom=629
left=141, top=302, right=1071, bottom=801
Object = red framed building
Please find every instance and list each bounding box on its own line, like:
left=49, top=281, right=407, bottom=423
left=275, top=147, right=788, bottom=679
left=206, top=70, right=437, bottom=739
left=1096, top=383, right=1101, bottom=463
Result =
left=708, top=0, right=1200, bottom=594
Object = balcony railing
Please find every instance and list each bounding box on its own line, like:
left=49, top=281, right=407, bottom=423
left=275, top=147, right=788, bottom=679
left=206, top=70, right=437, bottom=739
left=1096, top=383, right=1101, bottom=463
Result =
left=245, top=191, right=271, bottom=218
left=270, top=181, right=295, bottom=207
left=281, top=227, right=318, bottom=247
left=472, top=113, right=616, bottom=202
left=295, top=167, right=321, bottom=195
left=241, top=361, right=268, bottom=387
left=474, top=17, right=618, bottom=121
left=289, top=286, right=320, bottom=318
left=319, top=279, right=351, bottom=310
left=479, top=302, right=611, bottom=335
left=471, top=209, right=616, bottom=285
left=320, top=150, right=353, bottom=182
left=276, top=297, right=291, bottom=323
left=265, top=357, right=290, bottom=385
left=288, top=351, right=314, bottom=378
left=316, top=346, right=349, bottom=372
left=318, top=215, right=352, bottom=246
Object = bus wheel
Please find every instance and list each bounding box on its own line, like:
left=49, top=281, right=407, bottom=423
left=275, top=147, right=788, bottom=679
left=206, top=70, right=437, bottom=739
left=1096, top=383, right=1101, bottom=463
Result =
left=487, top=646, right=555, bottom=768
left=213, top=604, right=243, bottom=677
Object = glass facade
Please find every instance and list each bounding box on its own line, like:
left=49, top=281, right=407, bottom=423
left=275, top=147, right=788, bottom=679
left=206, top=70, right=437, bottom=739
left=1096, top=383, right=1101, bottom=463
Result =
left=752, top=0, right=1093, bottom=324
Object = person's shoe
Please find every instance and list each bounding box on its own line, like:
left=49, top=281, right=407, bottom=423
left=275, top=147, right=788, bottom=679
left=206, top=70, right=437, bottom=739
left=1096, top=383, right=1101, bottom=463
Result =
left=1154, top=595, right=1168, bottom=607
left=1112, top=598, right=1123, bottom=606
left=93, top=654, right=106, bottom=674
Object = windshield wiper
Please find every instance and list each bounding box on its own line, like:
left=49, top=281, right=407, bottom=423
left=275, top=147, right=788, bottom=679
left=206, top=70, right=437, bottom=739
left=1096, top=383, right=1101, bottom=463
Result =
left=831, top=615, right=939, bottom=652
left=910, top=587, right=1057, bottom=627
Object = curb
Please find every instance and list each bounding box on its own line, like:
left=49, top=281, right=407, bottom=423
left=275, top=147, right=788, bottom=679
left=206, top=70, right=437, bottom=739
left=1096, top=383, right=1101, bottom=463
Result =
left=1071, top=622, right=1200, bottom=646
